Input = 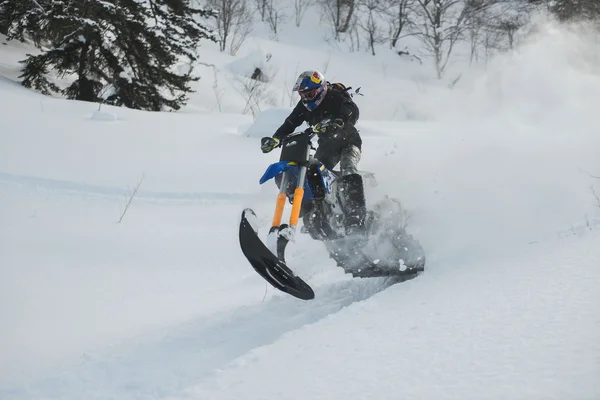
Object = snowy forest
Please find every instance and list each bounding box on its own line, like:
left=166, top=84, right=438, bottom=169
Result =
left=0, top=0, right=599, bottom=111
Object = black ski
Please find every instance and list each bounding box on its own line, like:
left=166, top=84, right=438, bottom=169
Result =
left=239, top=209, right=315, bottom=300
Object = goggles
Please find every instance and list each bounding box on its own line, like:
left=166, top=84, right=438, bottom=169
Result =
left=299, top=87, right=319, bottom=101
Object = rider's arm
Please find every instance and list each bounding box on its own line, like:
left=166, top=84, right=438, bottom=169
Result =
left=273, top=102, right=306, bottom=139
left=332, top=92, right=359, bottom=127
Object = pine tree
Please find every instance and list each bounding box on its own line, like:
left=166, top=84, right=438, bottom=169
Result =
left=0, top=0, right=51, bottom=45
left=15, top=0, right=217, bottom=111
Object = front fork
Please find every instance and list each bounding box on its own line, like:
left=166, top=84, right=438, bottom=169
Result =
left=267, top=166, right=307, bottom=262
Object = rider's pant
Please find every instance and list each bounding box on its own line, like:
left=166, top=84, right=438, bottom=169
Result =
left=315, top=144, right=361, bottom=175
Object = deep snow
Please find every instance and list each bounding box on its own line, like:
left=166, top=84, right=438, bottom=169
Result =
left=1, top=19, right=600, bottom=400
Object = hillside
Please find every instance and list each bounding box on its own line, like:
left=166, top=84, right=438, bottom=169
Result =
left=1, top=15, right=600, bottom=400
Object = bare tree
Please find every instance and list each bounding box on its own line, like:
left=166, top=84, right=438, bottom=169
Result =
left=347, top=20, right=361, bottom=51
left=591, top=185, right=600, bottom=209
left=587, top=172, right=600, bottom=210
left=320, top=0, right=357, bottom=38
left=233, top=56, right=277, bottom=118
left=265, top=0, right=284, bottom=38
left=294, top=0, right=313, bottom=26
left=413, top=0, right=499, bottom=78
left=284, top=64, right=301, bottom=106
left=413, top=0, right=463, bottom=78
left=237, top=76, right=266, bottom=117
left=481, top=24, right=504, bottom=61
left=198, top=61, right=224, bottom=111
left=503, top=1, right=536, bottom=46
left=357, top=0, right=385, bottom=55
left=118, top=174, right=145, bottom=223
left=496, top=19, right=518, bottom=48
left=255, top=0, right=268, bottom=20
left=467, top=1, right=533, bottom=63
left=381, top=0, right=414, bottom=48
left=321, top=53, right=332, bottom=73
left=465, top=3, right=501, bottom=63
left=206, top=0, right=253, bottom=55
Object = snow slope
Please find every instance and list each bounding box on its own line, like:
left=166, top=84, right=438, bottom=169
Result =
left=189, top=231, right=600, bottom=400
left=1, top=21, right=600, bottom=400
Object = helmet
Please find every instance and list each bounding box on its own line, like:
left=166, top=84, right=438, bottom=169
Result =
left=293, top=70, right=328, bottom=111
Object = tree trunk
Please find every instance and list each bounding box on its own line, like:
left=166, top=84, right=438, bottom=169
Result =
left=76, top=42, right=95, bottom=102
left=390, top=2, right=407, bottom=48
left=339, top=0, right=355, bottom=33
left=391, top=26, right=402, bottom=48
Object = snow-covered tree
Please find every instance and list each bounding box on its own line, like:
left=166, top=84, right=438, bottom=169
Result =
left=0, top=0, right=51, bottom=45
left=17, top=0, right=216, bottom=111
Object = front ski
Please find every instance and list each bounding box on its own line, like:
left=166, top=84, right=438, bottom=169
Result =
left=239, top=209, right=315, bottom=300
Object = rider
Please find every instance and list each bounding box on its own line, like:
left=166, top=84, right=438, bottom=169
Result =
left=260, top=70, right=367, bottom=234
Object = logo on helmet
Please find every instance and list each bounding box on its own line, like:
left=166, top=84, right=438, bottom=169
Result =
left=310, top=72, right=322, bottom=84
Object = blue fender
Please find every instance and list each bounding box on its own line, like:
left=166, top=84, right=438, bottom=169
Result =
left=259, top=161, right=290, bottom=185
left=259, top=161, right=315, bottom=201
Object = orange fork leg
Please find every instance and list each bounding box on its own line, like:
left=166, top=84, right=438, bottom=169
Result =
left=272, top=192, right=287, bottom=227
left=289, top=187, right=305, bottom=228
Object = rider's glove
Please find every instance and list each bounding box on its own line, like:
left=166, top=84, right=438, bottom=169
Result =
left=261, top=136, right=280, bottom=153
left=314, top=118, right=344, bottom=135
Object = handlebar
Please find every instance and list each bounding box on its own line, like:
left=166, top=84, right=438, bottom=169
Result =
left=277, top=127, right=316, bottom=145
left=274, top=118, right=339, bottom=150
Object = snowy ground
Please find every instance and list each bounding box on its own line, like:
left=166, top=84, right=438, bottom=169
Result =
left=1, top=21, right=600, bottom=400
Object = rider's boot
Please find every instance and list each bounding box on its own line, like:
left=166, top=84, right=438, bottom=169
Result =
left=341, top=173, right=367, bottom=236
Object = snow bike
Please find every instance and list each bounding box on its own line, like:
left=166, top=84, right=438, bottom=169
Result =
left=239, top=122, right=425, bottom=300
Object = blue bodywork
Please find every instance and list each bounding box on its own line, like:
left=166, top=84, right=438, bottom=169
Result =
left=259, top=161, right=289, bottom=185
left=260, top=161, right=336, bottom=202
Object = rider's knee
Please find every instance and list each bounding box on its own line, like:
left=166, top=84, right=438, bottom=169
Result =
left=340, top=145, right=361, bottom=176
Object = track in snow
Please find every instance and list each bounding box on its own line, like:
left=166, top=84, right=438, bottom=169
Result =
left=0, top=170, right=422, bottom=400
left=0, top=172, right=246, bottom=204
left=2, top=276, right=417, bottom=400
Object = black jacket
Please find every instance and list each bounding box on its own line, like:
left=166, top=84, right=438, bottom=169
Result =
left=273, top=85, right=361, bottom=150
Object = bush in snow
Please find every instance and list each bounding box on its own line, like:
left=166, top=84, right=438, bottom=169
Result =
left=91, top=110, right=117, bottom=121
